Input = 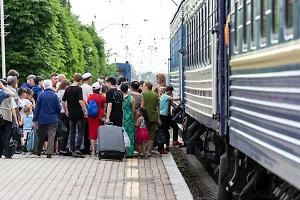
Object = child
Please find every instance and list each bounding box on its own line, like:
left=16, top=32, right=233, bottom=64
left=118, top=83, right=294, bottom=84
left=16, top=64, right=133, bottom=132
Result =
left=135, top=107, right=150, bottom=158
left=20, top=106, right=33, bottom=150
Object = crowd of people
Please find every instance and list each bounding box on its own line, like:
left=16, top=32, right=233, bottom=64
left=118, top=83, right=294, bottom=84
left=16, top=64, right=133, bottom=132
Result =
left=0, top=69, right=183, bottom=159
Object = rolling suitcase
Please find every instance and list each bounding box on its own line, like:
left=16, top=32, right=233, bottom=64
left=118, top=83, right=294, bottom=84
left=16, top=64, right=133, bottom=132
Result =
left=97, top=124, right=125, bottom=161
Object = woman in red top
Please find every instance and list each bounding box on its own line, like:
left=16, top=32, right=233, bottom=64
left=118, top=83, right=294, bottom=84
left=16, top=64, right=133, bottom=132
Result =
left=87, top=82, right=106, bottom=156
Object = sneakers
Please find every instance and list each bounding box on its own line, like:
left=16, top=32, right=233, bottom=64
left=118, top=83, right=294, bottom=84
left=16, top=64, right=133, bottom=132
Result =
left=158, top=150, right=168, bottom=154
left=173, top=141, right=183, bottom=146
left=72, top=151, right=85, bottom=158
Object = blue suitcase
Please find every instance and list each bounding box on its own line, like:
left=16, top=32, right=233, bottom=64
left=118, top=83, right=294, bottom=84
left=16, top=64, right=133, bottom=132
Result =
left=97, top=124, right=125, bottom=161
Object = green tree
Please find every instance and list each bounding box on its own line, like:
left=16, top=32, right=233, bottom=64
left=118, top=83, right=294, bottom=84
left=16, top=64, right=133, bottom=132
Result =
left=2, top=0, right=109, bottom=82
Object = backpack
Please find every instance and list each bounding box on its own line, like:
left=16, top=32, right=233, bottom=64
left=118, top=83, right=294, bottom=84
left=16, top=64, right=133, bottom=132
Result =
left=26, top=129, right=38, bottom=153
left=87, top=96, right=99, bottom=117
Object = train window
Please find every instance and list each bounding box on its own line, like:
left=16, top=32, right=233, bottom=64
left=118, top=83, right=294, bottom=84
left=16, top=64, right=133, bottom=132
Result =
left=272, top=0, right=279, bottom=36
left=234, top=1, right=238, bottom=51
left=243, top=0, right=247, bottom=44
left=251, top=0, right=255, bottom=44
left=286, top=0, right=293, bottom=35
left=261, top=0, right=267, bottom=40
left=196, top=13, right=199, bottom=67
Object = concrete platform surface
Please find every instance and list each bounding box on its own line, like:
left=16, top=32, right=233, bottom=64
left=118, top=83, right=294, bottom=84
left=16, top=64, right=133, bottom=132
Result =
left=0, top=153, right=193, bottom=200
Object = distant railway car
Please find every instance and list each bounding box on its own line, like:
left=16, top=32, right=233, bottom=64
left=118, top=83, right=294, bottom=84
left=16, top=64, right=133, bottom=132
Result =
left=170, top=0, right=300, bottom=199
left=115, top=62, right=137, bottom=83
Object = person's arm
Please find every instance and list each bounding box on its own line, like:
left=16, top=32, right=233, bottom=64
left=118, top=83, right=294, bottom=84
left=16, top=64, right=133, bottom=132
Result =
left=140, top=95, right=145, bottom=107
left=78, top=87, right=87, bottom=117
left=168, top=96, right=181, bottom=101
left=131, top=97, right=136, bottom=120
left=11, top=98, right=18, bottom=126
left=79, top=100, right=87, bottom=117
left=62, top=101, right=68, bottom=116
left=106, top=103, right=112, bottom=123
left=19, top=116, right=23, bottom=126
left=135, top=117, right=141, bottom=127
left=0, top=82, right=14, bottom=98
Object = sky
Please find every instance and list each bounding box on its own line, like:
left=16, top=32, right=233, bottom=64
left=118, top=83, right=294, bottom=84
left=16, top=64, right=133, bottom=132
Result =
left=69, top=0, right=181, bottom=74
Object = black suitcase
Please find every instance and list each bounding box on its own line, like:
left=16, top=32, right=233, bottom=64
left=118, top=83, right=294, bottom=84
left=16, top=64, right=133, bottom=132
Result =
left=97, top=124, right=125, bottom=161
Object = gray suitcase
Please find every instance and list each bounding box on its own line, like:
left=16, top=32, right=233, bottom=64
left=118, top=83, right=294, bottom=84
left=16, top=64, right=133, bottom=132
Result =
left=97, top=124, right=125, bottom=161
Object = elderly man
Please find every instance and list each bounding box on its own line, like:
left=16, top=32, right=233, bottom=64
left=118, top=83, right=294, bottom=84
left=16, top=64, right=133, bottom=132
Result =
left=33, top=79, right=61, bottom=158
left=21, top=75, right=35, bottom=89
left=0, top=80, right=17, bottom=159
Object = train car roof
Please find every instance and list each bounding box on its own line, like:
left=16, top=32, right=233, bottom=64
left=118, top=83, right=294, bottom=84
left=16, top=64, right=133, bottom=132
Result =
left=116, top=62, right=131, bottom=70
left=170, top=0, right=185, bottom=25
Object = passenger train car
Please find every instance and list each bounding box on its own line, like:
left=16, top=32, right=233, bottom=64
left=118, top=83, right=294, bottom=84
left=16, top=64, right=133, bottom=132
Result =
left=170, top=0, right=300, bottom=199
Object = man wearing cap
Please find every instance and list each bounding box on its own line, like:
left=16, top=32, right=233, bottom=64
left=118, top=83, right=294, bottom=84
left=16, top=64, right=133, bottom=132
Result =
left=21, top=75, right=36, bottom=89
left=81, top=72, right=93, bottom=155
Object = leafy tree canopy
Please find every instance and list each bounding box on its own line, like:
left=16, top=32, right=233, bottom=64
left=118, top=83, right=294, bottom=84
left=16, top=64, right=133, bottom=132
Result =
left=2, top=0, right=116, bottom=82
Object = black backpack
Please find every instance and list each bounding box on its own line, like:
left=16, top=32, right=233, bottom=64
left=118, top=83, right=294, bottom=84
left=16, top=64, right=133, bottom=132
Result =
left=33, top=91, right=38, bottom=102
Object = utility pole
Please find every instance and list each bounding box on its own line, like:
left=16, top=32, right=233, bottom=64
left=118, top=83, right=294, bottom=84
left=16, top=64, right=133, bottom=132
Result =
left=1, top=0, right=5, bottom=78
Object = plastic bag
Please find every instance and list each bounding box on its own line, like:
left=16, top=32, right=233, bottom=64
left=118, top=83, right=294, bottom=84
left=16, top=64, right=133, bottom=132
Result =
left=122, top=127, right=130, bottom=148
left=154, top=126, right=166, bottom=146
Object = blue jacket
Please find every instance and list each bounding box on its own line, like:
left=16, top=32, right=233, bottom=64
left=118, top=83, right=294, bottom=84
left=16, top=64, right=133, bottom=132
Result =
left=33, top=88, right=61, bottom=124
left=21, top=82, right=33, bottom=89
left=32, top=85, right=43, bottom=96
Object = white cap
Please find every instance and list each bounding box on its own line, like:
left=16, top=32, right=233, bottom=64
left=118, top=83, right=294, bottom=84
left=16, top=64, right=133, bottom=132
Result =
left=92, top=82, right=101, bottom=90
left=82, top=72, right=92, bottom=79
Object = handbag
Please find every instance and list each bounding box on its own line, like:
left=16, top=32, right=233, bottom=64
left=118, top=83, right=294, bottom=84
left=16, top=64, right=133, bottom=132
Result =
left=154, top=126, right=166, bottom=146
left=0, top=114, right=4, bottom=126
left=11, top=127, right=22, bottom=140
left=56, top=120, right=68, bottom=138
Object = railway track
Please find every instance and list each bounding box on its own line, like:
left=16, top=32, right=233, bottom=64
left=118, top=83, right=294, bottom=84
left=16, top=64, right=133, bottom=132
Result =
left=171, top=146, right=218, bottom=200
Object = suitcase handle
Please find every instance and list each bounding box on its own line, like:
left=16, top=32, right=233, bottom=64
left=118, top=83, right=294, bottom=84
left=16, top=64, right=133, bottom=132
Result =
left=104, top=122, right=113, bottom=125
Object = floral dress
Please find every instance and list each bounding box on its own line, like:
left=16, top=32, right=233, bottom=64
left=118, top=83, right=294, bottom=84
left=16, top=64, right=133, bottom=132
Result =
left=122, top=95, right=134, bottom=157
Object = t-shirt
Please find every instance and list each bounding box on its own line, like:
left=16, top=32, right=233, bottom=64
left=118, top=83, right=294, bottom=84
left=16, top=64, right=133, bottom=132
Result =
left=18, top=98, right=32, bottom=117
left=106, top=88, right=123, bottom=116
left=57, top=90, right=66, bottom=113
left=159, top=94, right=170, bottom=116
left=7, top=85, right=18, bottom=100
left=142, top=90, right=159, bottom=123
left=81, top=83, right=93, bottom=103
left=62, top=86, right=84, bottom=121
left=0, top=89, right=10, bottom=105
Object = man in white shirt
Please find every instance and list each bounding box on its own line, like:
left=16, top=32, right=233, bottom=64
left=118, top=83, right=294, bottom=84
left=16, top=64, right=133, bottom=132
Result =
left=81, top=73, right=93, bottom=106
left=81, top=72, right=93, bottom=155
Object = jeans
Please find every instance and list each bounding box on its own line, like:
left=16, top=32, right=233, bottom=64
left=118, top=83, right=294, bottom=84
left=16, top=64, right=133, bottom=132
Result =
left=38, top=122, right=58, bottom=155
left=0, top=120, right=13, bottom=157
left=59, top=113, right=70, bottom=152
left=69, top=119, right=85, bottom=152
left=157, top=115, right=179, bottom=151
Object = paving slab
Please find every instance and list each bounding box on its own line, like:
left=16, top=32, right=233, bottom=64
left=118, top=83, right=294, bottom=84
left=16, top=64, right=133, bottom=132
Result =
left=0, top=153, right=192, bottom=200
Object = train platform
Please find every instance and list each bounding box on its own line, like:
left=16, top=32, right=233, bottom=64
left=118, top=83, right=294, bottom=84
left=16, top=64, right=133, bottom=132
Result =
left=0, top=153, right=193, bottom=200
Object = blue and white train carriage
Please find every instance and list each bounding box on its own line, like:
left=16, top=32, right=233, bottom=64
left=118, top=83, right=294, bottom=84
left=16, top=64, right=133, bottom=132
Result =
left=170, top=0, right=300, bottom=199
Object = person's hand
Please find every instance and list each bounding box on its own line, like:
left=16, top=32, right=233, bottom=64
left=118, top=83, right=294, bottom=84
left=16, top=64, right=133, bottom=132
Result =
left=32, top=122, right=36, bottom=129
left=83, top=110, right=88, bottom=118
left=15, top=119, right=19, bottom=127
left=0, top=81, right=4, bottom=89
left=105, top=117, right=110, bottom=124
left=158, top=119, right=162, bottom=126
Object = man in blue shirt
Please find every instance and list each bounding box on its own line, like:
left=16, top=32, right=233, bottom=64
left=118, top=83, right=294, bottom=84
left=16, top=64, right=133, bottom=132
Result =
left=21, top=75, right=35, bottom=89
left=0, top=80, right=14, bottom=104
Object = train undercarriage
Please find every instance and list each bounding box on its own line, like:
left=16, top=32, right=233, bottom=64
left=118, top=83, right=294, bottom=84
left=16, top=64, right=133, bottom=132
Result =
left=174, top=112, right=300, bottom=200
